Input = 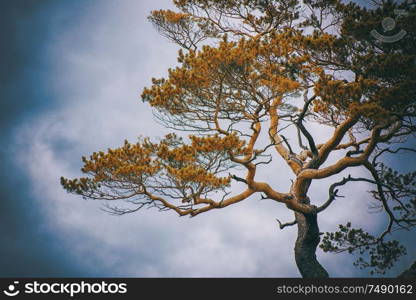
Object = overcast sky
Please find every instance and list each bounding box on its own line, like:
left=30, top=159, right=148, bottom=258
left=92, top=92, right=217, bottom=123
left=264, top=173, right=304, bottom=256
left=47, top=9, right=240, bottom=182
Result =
left=1, top=0, right=414, bottom=277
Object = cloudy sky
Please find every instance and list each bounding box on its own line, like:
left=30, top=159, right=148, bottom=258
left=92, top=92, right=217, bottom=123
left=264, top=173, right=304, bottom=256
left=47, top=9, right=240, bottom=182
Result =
left=1, top=0, right=414, bottom=277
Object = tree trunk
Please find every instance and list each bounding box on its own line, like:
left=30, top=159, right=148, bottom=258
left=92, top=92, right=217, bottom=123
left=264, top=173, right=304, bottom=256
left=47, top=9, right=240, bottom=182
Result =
left=294, top=210, right=329, bottom=278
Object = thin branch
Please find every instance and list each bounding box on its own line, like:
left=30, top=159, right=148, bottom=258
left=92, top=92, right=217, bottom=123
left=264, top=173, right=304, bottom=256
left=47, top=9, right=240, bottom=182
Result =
left=276, top=218, right=297, bottom=229
left=363, top=161, right=408, bottom=235
left=372, top=147, right=416, bottom=165
left=317, top=175, right=359, bottom=213
left=296, top=93, right=318, bottom=155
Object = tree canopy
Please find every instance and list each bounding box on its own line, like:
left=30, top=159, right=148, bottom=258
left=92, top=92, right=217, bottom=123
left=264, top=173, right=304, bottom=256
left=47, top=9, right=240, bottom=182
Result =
left=61, top=0, right=415, bottom=277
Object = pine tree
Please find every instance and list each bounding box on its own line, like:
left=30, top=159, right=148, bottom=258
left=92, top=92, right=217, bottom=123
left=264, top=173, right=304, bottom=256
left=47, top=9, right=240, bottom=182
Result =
left=61, top=0, right=415, bottom=277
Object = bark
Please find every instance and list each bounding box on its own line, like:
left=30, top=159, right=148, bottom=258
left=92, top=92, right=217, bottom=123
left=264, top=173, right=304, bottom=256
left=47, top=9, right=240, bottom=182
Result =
left=294, top=210, right=329, bottom=278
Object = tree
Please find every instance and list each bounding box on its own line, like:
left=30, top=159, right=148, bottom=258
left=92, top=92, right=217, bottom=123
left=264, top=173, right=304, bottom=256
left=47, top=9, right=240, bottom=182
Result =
left=61, top=0, right=416, bottom=277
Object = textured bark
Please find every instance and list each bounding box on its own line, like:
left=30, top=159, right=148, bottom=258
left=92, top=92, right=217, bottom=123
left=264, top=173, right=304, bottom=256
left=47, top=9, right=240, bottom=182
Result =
left=294, top=211, right=329, bottom=278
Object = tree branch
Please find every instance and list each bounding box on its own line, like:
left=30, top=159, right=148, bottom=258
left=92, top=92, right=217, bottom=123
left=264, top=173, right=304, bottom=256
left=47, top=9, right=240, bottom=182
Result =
left=317, top=115, right=360, bottom=166
left=229, top=173, right=248, bottom=184
left=268, top=96, right=302, bottom=174
left=296, top=93, right=318, bottom=156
